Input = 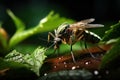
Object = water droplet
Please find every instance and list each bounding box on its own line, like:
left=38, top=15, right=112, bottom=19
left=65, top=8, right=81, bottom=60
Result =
left=106, top=70, right=109, bottom=75
left=59, top=57, right=62, bottom=60
left=85, top=61, right=91, bottom=65
left=85, top=62, right=89, bottom=65
left=64, top=65, right=67, bottom=68
left=76, top=66, right=79, bottom=68
left=72, top=66, right=76, bottom=70
left=94, top=70, right=99, bottom=75
left=54, top=66, right=57, bottom=68
left=63, top=62, right=67, bottom=64
left=44, top=73, right=47, bottom=76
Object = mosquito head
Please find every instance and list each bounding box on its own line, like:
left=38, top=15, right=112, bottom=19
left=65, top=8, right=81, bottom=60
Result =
left=54, top=37, right=62, bottom=44
left=53, top=24, right=70, bottom=49
left=53, top=37, right=61, bottom=49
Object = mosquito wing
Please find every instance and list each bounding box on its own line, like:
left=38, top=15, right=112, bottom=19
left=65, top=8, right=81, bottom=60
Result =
left=83, top=24, right=104, bottom=28
left=70, top=18, right=104, bottom=29
left=70, top=18, right=95, bottom=28
left=79, top=18, right=95, bottom=24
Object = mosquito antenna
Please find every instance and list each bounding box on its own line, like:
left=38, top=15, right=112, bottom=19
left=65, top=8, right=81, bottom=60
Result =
left=45, top=43, right=55, bottom=51
left=38, top=37, right=54, bottom=43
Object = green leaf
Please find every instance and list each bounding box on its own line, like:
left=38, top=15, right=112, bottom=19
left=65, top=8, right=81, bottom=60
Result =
left=100, top=38, right=120, bottom=69
left=37, top=11, right=74, bottom=32
left=0, top=58, right=37, bottom=79
left=8, top=10, right=74, bottom=49
left=24, top=47, right=47, bottom=76
left=4, top=47, right=47, bottom=76
left=102, top=21, right=120, bottom=41
left=0, top=58, right=27, bottom=69
left=7, top=9, right=25, bottom=33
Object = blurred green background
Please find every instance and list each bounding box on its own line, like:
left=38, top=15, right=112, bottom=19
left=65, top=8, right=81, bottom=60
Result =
left=0, top=0, right=120, bottom=54
left=0, top=1, right=120, bottom=80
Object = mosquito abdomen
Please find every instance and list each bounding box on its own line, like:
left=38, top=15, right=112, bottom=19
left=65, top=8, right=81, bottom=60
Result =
left=82, top=30, right=101, bottom=43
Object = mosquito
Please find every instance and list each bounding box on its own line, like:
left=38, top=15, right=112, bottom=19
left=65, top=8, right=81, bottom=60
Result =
left=48, top=18, right=104, bottom=63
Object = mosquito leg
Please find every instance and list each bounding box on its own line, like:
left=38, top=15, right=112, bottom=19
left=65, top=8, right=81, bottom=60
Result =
left=56, top=47, right=60, bottom=56
left=79, top=40, right=86, bottom=51
left=70, top=44, right=76, bottom=63
left=47, top=32, right=55, bottom=48
left=76, top=30, right=84, bottom=49
left=84, top=41, right=102, bottom=61
left=76, top=34, right=84, bottom=51
left=53, top=48, right=57, bottom=56
left=96, top=45, right=106, bottom=52
left=84, top=40, right=96, bottom=58
left=83, top=31, right=97, bottom=58
left=48, top=32, right=55, bottom=43
left=70, top=36, right=76, bottom=63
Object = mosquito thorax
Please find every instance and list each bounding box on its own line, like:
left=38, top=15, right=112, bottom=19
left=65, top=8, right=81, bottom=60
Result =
left=59, top=24, right=70, bottom=34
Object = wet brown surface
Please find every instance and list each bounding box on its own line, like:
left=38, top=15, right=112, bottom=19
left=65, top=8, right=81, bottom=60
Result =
left=41, top=44, right=112, bottom=75
left=45, top=57, right=101, bottom=73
